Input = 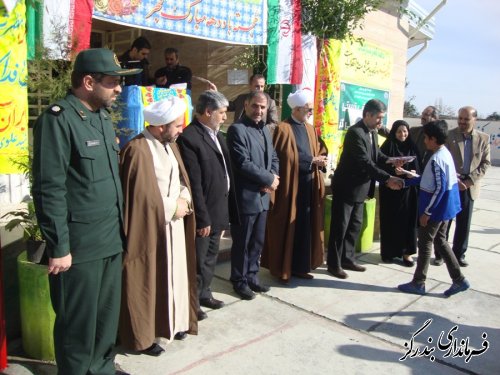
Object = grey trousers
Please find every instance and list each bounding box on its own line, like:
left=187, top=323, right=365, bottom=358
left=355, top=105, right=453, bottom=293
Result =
left=413, top=220, right=464, bottom=285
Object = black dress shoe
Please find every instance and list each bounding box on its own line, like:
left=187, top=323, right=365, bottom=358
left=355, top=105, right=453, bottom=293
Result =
left=174, top=331, right=188, bottom=340
left=458, top=257, right=469, bottom=267
left=200, top=297, right=224, bottom=309
left=327, top=267, right=348, bottom=279
left=402, top=258, right=415, bottom=267
left=233, top=285, right=256, bottom=300
left=381, top=257, right=393, bottom=263
left=249, top=283, right=270, bottom=293
left=292, top=272, right=314, bottom=279
left=342, top=262, right=366, bottom=272
left=141, top=343, right=164, bottom=356
left=197, top=309, right=208, bottom=321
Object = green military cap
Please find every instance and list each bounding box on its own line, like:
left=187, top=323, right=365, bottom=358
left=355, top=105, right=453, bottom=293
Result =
left=74, top=48, right=142, bottom=76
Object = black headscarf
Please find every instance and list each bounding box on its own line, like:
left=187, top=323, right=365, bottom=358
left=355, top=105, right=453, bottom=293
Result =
left=381, top=120, right=421, bottom=173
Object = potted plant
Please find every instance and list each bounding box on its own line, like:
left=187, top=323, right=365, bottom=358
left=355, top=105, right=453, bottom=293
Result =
left=2, top=156, right=47, bottom=264
left=3, top=201, right=46, bottom=264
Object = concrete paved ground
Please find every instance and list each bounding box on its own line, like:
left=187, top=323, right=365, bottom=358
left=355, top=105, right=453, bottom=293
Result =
left=5, top=167, right=500, bottom=375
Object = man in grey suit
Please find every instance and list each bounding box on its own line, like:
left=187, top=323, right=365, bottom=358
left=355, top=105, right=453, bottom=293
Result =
left=227, top=91, right=279, bottom=300
left=446, top=106, right=490, bottom=266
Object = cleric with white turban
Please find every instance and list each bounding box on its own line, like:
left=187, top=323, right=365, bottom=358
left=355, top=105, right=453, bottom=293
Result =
left=119, top=89, right=196, bottom=357
left=287, top=88, right=314, bottom=109
left=261, top=86, right=328, bottom=282
left=143, top=96, right=187, bottom=126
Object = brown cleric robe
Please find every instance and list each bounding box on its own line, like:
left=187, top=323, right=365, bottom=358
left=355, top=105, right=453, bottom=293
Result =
left=118, top=132, right=198, bottom=351
left=262, top=119, right=327, bottom=281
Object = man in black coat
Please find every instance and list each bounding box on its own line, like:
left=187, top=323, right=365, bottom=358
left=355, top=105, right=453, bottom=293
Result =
left=327, top=99, right=403, bottom=279
left=118, top=36, right=151, bottom=86
left=178, top=91, right=238, bottom=320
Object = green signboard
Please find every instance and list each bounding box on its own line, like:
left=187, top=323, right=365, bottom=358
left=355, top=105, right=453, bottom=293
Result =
left=338, top=82, right=390, bottom=130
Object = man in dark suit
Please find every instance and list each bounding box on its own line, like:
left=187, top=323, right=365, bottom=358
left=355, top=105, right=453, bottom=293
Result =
left=227, top=91, right=279, bottom=300
left=327, top=99, right=403, bottom=279
left=446, top=106, right=490, bottom=266
left=178, top=91, right=239, bottom=320
left=228, top=74, right=279, bottom=134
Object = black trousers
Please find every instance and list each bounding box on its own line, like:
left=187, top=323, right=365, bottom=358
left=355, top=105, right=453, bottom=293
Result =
left=196, top=230, right=222, bottom=300
left=452, top=189, right=474, bottom=259
left=49, top=253, right=122, bottom=375
left=327, top=198, right=363, bottom=270
left=230, top=211, right=267, bottom=289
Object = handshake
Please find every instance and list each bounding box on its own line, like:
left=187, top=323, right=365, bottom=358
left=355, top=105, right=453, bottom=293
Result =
left=386, top=176, right=404, bottom=190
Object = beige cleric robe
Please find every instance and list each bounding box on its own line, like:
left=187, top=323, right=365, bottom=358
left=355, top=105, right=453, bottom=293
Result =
left=119, top=130, right=198, bottom=351
left=262, top=120, right=327, bottom=281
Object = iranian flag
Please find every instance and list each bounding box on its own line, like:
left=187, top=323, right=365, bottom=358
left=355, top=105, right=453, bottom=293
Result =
left=267, top=0, right=303, bottom=84
left=26, top=0, right=94, bottom=60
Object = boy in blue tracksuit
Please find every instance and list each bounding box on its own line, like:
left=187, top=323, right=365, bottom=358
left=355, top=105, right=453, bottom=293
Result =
left=398, top=120, right=470, bottom=297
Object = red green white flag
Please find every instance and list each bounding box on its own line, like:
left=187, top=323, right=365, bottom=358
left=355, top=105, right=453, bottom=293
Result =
left=26, top=0, right=93, bottom=60
left=267, top=0, right=303, bottom=84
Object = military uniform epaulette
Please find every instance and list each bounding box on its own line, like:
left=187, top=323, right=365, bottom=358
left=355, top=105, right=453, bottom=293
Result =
left=47, top=104, right=65, bottom=116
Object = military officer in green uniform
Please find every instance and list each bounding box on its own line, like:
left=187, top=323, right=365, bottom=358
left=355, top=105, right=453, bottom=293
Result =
left=32, top=48, right=141, bottom=375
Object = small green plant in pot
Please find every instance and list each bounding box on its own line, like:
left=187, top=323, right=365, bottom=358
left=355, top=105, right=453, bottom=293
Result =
left=2, top=156, right=47, bottom=264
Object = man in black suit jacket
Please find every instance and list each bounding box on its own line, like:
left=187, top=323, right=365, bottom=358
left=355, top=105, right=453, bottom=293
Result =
left=327, top=99, right=403, bottom=279
left=227, top=91, right=280, bottom=300
left=178, top=91, right=239, bottom=321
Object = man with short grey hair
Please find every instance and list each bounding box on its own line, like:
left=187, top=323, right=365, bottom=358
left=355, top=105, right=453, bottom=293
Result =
left=178, top=91, right=239, bottom=320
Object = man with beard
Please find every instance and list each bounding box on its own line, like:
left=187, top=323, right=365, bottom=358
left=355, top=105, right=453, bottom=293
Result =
left=262, top=89, right=327, bottom=281
left=32, top=48, right=141, bottom=375
left=326, top=99, right=403, bottom=279
left=119, top=98, right=198, bottom=356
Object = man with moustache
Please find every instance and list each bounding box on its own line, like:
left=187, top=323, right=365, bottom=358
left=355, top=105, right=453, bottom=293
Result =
left=178, top=91, right=239, bottom=320
left=445, top=106, right=490, bottom=266
left=32, top=48, right=141, bottom=375
left=227, top=91, right=279, bottom=300
left=119, top=98, right=198, bottom=356
left=228, top=74, right=279, bottom=133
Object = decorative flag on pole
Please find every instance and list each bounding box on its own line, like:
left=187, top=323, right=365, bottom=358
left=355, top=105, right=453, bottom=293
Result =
left=26, top=0, right=93, bottom=60
left=267, top=0, right=303, bottom=84
left=297, top=34, right=317, bottom=94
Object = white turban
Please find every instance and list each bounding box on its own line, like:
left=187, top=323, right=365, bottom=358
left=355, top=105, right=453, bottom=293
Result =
left=143, top=97, right=187, bottom=126
left=287, top=88, right=314, bottom=109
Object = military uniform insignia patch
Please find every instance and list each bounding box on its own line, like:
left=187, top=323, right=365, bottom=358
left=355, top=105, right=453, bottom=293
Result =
left=48, top=105, right=64, bottom=116
left=78, top=110, right=87, bottom=120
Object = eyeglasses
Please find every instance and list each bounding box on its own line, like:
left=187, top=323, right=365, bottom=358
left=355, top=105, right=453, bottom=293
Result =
left=303, top=107, right=314, bottom=113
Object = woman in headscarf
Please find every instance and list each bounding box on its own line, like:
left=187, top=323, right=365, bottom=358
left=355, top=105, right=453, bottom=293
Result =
left=378, top=120, right=421, bottom=266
